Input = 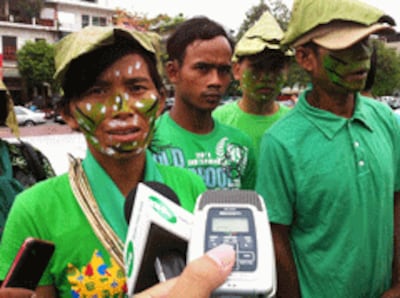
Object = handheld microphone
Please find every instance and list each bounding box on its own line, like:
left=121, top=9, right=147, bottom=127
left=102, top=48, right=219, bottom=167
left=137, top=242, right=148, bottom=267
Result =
left=124, top=181, right=180, bottom=223
left=123, top=182, right=193, bottom=295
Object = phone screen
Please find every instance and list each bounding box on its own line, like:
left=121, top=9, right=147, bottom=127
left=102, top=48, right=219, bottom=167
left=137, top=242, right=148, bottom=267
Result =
left=1, top=237, right=55, bottom=290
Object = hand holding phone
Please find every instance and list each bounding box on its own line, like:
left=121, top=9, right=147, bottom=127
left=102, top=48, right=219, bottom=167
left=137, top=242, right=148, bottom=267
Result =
left=0, top=287, right=35, bottom=298
left=1, top=237, right=55, bottom=290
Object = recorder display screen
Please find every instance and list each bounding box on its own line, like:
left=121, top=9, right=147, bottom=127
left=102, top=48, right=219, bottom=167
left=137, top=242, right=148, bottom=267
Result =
left=212, top=217, right=249, bottom=233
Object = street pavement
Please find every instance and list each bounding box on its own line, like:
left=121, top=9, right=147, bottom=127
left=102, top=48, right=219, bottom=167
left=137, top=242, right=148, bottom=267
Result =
left=1, top=122, right=86, bottom=175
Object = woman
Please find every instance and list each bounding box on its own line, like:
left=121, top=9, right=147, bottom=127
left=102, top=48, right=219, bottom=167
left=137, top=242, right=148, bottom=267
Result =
left=0, top=26, right=206, bottom=297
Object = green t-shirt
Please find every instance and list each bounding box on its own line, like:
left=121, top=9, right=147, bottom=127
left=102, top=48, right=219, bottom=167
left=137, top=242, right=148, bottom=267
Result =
left=0, top=150, right=205, bottom=297
left=256, top=91, right=400, bottom=298
left=213, top=100, right=291, bottom=159
left=152, top=113, right=257, bottom=190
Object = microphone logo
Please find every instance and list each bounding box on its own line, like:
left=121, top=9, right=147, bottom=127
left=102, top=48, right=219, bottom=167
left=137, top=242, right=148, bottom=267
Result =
left=125, top=241, right=134, bottom=278
left=149, top=195, right=177, bottom=224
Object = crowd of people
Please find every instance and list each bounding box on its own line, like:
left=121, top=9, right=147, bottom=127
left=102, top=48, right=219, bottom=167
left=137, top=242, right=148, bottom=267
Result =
left=0, top=0, right=400, bottom=297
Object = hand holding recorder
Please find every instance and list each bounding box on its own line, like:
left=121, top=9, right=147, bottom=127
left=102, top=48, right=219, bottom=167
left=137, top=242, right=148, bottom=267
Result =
left=135, top=244, right=235, bottom=298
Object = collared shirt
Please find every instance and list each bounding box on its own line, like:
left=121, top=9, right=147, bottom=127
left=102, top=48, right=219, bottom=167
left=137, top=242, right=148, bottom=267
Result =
left=83, top=150, right=164, bottom=241
left=0, top=150, right=205, bottom=297
left=256, top=90, right=400, bottom=297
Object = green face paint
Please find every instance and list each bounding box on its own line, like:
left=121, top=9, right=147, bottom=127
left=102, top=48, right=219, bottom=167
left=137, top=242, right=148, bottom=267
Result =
left=323, top=42, right=372, bottom=92
left=74, top=92, right=159, bottom=156
left=241, top=69, right=285, bottom=102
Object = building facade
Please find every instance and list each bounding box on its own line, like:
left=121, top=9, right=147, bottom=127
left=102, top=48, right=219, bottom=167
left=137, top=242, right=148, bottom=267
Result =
left=0, top=0, right=116, bottom=105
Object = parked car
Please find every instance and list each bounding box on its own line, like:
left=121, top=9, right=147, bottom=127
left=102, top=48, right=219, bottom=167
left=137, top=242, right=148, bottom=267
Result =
left=54, top=112, right=66, bottom=124
left=14, top=106, right=46, bottom=126
left=378, top=96, right=400, bottom=109
left=161, top=97, right=175, bottom=114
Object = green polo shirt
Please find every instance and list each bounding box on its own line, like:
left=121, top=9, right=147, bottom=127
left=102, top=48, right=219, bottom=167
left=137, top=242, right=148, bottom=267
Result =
left=256, top=90, right=400, bottom=297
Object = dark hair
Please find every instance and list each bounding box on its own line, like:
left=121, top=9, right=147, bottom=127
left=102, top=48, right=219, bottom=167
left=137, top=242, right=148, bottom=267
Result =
left=59, top=37, right=164, bottom=112
left=166, top=16, right=234, bottom=64
left=237, top=48, right=290, bottom=73
left=302, top=41, right=320, bottom=56
left=364, top=44, right=377, bottom=92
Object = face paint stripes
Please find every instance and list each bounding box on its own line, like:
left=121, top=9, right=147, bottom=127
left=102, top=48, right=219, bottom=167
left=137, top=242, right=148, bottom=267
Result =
left=323, top=51, right=371, bottom=92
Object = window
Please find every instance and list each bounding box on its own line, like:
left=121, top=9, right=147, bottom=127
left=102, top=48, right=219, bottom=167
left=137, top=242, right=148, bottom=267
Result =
left=2, top=36, right=17, bottom=61
left=91, top=16, right=107, bottom=27
left=99, top=17, right=107, bottom=26
left=92, top=16, right=99, bottom=26
left=82, top=15, right=90, bottom=27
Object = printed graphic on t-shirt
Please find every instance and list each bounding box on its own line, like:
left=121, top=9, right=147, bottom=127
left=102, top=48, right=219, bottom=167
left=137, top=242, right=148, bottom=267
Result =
left=67, top=250, right=127, bottom=297
left=153, top=137, right=248, bottom=189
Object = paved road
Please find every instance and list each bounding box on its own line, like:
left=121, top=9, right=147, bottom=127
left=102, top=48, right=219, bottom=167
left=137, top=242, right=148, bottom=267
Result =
left=1, top=121, right=86, bottom=175
left=0, top=121, right=74, bottom=138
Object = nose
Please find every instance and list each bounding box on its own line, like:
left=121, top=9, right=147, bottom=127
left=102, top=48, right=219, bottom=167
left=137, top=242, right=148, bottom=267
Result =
left=208, top=69, right=223, bottom=88
left=208, top=68, right=231, bottom=90
left=352, top=38, right=372, bottom=59
left=107, top=93, right=132, bottom=122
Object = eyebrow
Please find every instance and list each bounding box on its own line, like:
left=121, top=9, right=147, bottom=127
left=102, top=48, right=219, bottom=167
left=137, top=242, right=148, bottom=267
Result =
left=123, top=77, right=152, bottom=84
left=95, top=77, right=152, bottom=85
left=195, top=61, right=231, bottom=68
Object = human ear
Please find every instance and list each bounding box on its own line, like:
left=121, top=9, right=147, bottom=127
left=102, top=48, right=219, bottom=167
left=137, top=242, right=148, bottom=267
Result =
left=232, top=62, right=242, bottom=81
left=295, top=46, right=316, bottom=72
left=165, top=60, right=179, bottom=83
left=60, top=104, right=80, bottom=131
left=156, top=89, right=167, bottom=117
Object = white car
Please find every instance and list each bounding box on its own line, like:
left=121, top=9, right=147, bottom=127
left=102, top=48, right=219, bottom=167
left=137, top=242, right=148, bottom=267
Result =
left=14, top=106, right=46, bottom=126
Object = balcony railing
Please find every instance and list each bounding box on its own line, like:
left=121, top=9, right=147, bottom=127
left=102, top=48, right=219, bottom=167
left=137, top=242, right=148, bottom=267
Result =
left=0, top=15, right=55, bottom=27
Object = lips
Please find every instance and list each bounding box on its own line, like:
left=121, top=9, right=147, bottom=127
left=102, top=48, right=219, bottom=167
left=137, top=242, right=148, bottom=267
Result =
left=108, top=127, right=140, bottom=135
left=256, top=86, right=274, bottom=93
left=106, top=120, right=143, bottom=142
left=203, top=93, right=222, bottom=104
left=347, top=68, right=369, bottom=81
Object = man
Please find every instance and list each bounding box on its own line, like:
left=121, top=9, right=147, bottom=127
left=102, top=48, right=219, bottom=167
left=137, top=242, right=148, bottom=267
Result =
left=255, top=0, right=400, bottom=297
left=152, top=17, right=257, bottom=190
left=213, top=11, right=291, bottom=159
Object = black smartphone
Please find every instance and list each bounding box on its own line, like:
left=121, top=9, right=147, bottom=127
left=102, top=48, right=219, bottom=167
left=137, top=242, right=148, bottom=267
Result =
left=1, top=237, right=55, bottom=290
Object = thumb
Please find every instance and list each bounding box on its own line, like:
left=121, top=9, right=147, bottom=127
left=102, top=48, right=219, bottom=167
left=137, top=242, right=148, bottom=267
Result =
left=168, top=244, right=235, bottom=297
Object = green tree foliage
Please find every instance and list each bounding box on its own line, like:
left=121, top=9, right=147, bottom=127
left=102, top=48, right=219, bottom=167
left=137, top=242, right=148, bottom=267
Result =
left=286, top=57, right=310, bottom=89
left=372, top=40, right=400, bottom=96
left=148, top=13, right=186, bottom=34
left=268, top=0, right=291, bottom=31
left=235, top=0, right=290, bottom=41
left=13, top=0, right=44, bottom=20
left=236, top=0, right=269, bottom=41
left=17, top=40, right=57, bottom=92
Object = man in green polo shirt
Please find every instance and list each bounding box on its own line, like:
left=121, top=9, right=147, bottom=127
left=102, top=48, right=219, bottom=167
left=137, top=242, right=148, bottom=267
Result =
left=255, top=0, right=400, bottom=297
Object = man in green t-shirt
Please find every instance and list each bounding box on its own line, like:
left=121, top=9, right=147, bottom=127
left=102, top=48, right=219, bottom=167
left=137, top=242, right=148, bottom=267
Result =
left=213, top=12, right=292, bottom=159
left=152, top=17, right=257, bottom=190
left=256, top=0, right=400, bottom=297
